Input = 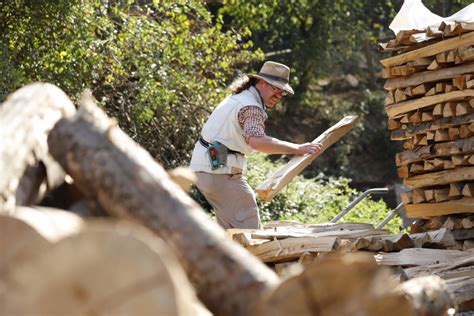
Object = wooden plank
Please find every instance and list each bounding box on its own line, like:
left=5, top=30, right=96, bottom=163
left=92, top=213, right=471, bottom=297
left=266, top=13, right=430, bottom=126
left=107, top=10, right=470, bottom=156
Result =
left=385, top=89, right=474, bottom=118
left=245, top=236, right=338, bottom=262
left=403, top=256, right=474, bottom=279
left=249, top=223, right=378, bottom=239
left=404, top=166, right=474, bottom=187
left=380, top=31, right=474, bottom=68
left=374, top=248, right=472, bottom=266
left=384, top=62, right=474, bottom=90
left=405, top=197, right=474, bottom=217
left=256, top=116, right=357, bottom=201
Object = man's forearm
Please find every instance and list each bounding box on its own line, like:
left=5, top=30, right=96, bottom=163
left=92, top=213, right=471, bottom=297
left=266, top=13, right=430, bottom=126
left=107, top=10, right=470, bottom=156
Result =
left=248, top=136, right=298, bottom=154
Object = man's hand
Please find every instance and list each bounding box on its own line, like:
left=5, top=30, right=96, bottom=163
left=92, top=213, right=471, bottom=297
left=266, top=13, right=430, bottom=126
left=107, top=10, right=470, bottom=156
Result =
left=294, top=142, right=323, bottom=156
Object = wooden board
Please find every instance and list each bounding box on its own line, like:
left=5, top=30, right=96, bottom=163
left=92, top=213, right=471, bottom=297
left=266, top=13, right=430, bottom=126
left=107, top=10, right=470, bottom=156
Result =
left=405, top=197, right=474, bottom=217
left=386, top=90, right=474, bottom=118
left=256, top=116, right=357, bottom=201
left=380, top=31, right=474, bottom=68
left=404, top=166, right=474, bottom=187
left=374, top=248, right=472, bottom=266
left=245, top=236, right=338, bottom=262
left=384, top=63, right=474, bottom=90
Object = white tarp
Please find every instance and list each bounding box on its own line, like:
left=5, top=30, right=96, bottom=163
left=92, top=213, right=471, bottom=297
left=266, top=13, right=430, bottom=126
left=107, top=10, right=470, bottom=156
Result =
left=389, top=0, right=474, bottom=34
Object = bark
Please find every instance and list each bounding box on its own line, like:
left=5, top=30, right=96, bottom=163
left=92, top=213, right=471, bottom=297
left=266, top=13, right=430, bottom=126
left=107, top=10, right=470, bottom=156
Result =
left=47, top=92, right=279, bottom=316
left=0, top=83, right=76, bottom=213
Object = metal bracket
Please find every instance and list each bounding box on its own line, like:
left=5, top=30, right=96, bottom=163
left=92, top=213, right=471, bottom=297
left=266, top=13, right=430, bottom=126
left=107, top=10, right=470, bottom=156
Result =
left=329, top=188, right=389, bottom=223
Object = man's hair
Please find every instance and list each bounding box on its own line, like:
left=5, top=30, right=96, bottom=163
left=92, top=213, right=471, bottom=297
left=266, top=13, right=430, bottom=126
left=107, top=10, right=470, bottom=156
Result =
left=229, top=75, right=258, bottom=95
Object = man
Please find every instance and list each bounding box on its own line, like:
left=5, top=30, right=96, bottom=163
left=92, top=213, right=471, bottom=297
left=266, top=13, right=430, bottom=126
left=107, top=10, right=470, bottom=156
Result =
left=190, top=61, right=322, bottom=229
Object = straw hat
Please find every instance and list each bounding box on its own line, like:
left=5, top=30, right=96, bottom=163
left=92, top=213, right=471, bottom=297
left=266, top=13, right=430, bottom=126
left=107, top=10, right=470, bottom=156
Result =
left=248, top=61, right=294, bottom=95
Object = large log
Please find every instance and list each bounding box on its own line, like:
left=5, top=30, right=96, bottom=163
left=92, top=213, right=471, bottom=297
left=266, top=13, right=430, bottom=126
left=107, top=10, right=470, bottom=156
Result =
left=47, top=92, right=279, bottom=316
left=251, top=253, right=416, bottom=316
left=0, top=222, right=207, bottom=316
left=256, top=116, right=357, bottom=201
left=0, top=83, right=76, bottom=213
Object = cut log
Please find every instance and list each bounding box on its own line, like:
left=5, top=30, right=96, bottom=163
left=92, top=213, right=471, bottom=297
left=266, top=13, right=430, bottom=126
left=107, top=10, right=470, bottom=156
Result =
left=0, top=222, right=207, bottom=316
left=395, top=88, right=408, bottom=102
left=385, top=89, right=474, bottom=118
left=405, top=198, right=474, bottom=217
left=384, top=62, right=474, bottom=90
left=256, top=116, right=357, bottom=201
left=449, top=183, right=465, bottom=197
left=388, top=118, right=401, bottom=130
left=380, top=31, right=474, bottom=68
left=403, top=255, right=474, bottom=279
left=462, top=183, right=474, bottom=197
left=397, top=276, right=455, bottom=316
left=251, top=253, right=416, bottom=316
left=0, top=83, right=76, bottom=214
left=457, top=45, right=474, bottom=62
left=404, top=166, right=474, bottom=187
left=448, top=127, right=460, bottom=140
left=443, top=102, right=457, bottom=117
left=47, top=92, right=279, bottom=316
left=460, top=124, right=472, bottom=138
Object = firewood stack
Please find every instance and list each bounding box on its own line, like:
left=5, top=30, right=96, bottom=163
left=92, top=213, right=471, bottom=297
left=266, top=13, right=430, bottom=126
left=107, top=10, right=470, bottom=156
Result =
left=379, top=23, right=474, bottom=233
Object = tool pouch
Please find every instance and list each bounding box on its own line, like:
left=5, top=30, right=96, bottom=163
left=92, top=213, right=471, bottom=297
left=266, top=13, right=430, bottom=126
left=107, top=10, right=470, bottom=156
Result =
left=207, top=141, right=229, bottom=170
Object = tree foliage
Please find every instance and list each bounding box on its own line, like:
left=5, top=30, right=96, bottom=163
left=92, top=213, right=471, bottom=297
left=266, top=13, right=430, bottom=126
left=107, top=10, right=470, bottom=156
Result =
left=0, top=0, right=262, bottom=167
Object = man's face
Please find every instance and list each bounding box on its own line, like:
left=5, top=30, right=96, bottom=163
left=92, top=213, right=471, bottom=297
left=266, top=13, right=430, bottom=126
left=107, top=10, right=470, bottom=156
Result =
left=258, top=81, right=288, bottom=108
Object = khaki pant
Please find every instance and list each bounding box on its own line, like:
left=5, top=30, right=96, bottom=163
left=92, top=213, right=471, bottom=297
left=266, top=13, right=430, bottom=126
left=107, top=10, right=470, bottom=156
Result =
left=195, top=172, right=261, bottom=229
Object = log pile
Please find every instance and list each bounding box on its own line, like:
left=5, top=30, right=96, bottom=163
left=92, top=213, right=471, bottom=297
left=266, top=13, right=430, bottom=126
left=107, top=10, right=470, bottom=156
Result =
left=228, top=221, right=474, bottom=312
left=1, top=83, right=472, bottom=315
left=380, top=24, right=474, bottom=219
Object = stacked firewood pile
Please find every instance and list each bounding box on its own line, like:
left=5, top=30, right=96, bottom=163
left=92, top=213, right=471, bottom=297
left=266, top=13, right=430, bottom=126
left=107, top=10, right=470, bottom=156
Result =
left=1, top=83, right=472, bottom=315
left=379, top=23, right=474, bottom=242
left=228, top=219, right=474, bottom=313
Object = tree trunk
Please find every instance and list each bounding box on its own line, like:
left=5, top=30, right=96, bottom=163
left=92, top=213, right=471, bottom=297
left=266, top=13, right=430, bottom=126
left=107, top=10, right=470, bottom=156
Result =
left=47, top=92, right=279, bottom=316
left=0, top=83, right=76, bottom=213
left=0, top=221, right=208, bottom=316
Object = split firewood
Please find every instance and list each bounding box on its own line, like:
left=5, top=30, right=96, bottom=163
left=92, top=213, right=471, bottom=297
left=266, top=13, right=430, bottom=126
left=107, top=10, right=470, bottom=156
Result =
left=384, top=62, right=474, bottom=91
left=405, top=197, right=474, bottom=217
left=395, top=88, right=408, bottom=102
left=0, top=83, right=76, bottom=214
left=256, top=116, right=357, bottom=201
left=380, top=32, right=474, bottom=68
left=404, top=166, right=474, bottom=187
left=462, top=183, right=474, bottom=197
left=385, top=89, right=474, bottom=118
left=47, top=91, right=279, bottom=316
left=443, top=102, right=457, bottom=117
